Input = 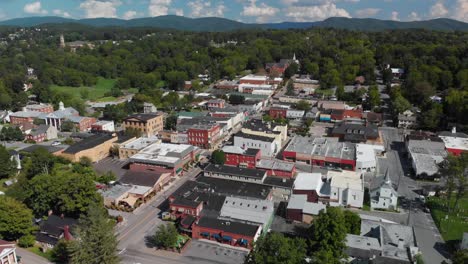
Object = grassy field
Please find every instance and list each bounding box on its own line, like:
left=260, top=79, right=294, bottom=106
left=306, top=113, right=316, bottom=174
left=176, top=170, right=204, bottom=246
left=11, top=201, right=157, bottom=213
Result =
left=27, top=246, right=54, bottom=261
left=427, top=195, right=468, bottom=242
left=314, top=88, right=335, bottom=96
left=50, top=78, right=119, bottom=102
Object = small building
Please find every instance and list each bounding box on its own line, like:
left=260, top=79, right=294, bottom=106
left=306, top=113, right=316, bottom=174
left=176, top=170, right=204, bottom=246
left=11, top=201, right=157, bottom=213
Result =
left=256, top=159, right=296, bottom=178
left=223, top=146, right=261, bottom=168
left=192, top=217, right=262, bottom=249
left=25, top=124, right=58, bottom=143
left=370, top=170, right=398, bottom=210
left=329, top=170, right=364, bottom=208
left=398, top=110, right=418, bottom=129
left=0, top=240, right=18, bottom=264
left=286, top=109, right=305, bottom=119
left=330, top=123, right=380, bottom=144
left=269, top=107, right=287, bottom=119
left=286, top=194, right=326, bottom=223
left=118, top=171, right=172, bottom=207
left=123, top=113, right=164, bottom=137
left=188, top=123, right=221, bottom=149
left=91, top=120, right=115, bottom=132
left=143, top=102, right=157, bottom=114
left=363, top=112, right=383, bottom=126
left=234, top=132, right=278, bottom=157
left=204, top=164, right=267, bottom=184
left=355, top=144, right=385, bottom=173
left=118, top=136, right=160, bottom=159
left=292, top=172, right=324, bottom=203
left=60, top=134, right=117, bottom=162
left=407, top=137, right=447, bottom=179
left=25, top=103, right=54, bottom=113
left=9, top=110, right=43, bottom=126
left=36, top=215, right=77, bottom=249
left=239, top=74, right=282, bottom=85
left=99, top=184, right=132, bottom=207
left=438, top=128, right=468, bottom=156
left=206, top=99, right=226, bottom=109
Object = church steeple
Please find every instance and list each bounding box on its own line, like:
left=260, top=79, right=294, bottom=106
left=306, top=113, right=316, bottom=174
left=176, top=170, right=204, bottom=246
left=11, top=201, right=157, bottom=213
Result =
left=384, top=167, right=391, bottom=185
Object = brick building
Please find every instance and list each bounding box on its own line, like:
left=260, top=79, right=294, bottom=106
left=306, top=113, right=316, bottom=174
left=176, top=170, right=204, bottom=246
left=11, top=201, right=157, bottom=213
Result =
left=256, top=159, right=296, bottom=178
left=187, top=123, right=221, bottom=149
left=60, top=134, right=118, bottom=162
left=222, top=146, right=261, bottom=168
left=123, top=113, right=164, bottom=137
left=25, top=103, right=54, bottom=113
left=269, top=107, right=287, bottom=119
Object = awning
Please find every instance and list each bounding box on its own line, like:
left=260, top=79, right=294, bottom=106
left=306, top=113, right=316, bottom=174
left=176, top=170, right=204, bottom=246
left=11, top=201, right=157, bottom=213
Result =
left=200, top=232, right=210, bottom=237
left=212, top=234, right=221, bottom=239
left=222, top=236, right=232, bottom=241
left=176, top=168, right=183, bottom=173
left=238, top=238, right=247, bottom=245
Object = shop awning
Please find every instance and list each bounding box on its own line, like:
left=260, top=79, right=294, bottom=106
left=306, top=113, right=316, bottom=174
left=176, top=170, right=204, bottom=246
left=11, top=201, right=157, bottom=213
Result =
left=200, top=232, right=210, bottom=237
left=176, top=168, right=183, bottom=173
left=212, top=234, right=221, bottom=239
left=239, top=238, right=247, bottom=245
left=222, top=236, right=232, bottom=241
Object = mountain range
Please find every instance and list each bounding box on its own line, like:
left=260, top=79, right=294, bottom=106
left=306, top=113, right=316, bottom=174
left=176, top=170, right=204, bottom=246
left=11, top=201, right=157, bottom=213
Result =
left=0, top=15, right=467, bottom=32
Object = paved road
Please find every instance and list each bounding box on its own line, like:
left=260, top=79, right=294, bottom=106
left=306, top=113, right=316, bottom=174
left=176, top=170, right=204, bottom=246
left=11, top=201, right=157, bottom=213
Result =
left=378, top=127, right=449, bottom=264
left=16, top=248, right=51, bottom=264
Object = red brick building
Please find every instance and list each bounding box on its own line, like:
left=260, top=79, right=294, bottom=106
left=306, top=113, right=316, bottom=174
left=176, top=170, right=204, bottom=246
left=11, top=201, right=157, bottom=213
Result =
left=256, top=159, right=296, bottom=178
left=222, top=146, right=261, bottom=168
left=188, top=124, right=221, bottom=149
left=9, top=111, right=42, bottom=126
left=191, top=217, right=261, bottom=249
left=206, top=99, right=226, bottom=109
left=25, top=103, right=54, bottom=113
left=269, top=107, right=288, bottom=119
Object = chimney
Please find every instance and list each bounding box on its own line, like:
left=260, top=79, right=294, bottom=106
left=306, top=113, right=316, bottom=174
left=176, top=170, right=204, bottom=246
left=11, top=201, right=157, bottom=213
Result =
left=452, top=127, right=457, bottom=134
left=63, top=225, right=73, bottom=241
left=48, top=210, right=53, bottom=216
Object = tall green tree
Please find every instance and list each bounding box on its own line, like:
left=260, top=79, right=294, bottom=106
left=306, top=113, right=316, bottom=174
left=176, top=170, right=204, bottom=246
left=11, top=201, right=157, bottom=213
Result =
left=70, top=205, right=119, bottom=264
left=343, top=210, right=361, bottom=235
left=368, top=85, right=381, bottom=109
left=153, top=223, right=179, bottom=249
left=0, top=196, right=35, bottom=241
left=212, top=150, right=226, bottom=165
left=0, top=146, right=15, bottom=179
left=245, top=232, right=307, bottom=264
left=420, top=103, right=443, bottom=130
left=310, top=207, right=347, bottom=262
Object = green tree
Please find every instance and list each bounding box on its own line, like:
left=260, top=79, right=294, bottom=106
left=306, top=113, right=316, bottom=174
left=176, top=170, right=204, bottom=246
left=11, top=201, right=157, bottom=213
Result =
left=153, top=223, right=179, bottom=249
left=27, top=147, right=55, bottom=178
left=18, top=234, right=36, bottom=248
left=51, top=239, right=74, bottom=264
left=164, top=115, right=177, bottom=131
left=0, top=196, right=35, bottom=241
left=368, top=85, right=381, bottom=109
left=212, top=150, right=226, bottom=165
left=310, top=207, right=347, bottom=261
left=420, top=103, right=443, bottom=130
left=392, top=94, right=411, bottom=114
left=440, top=153, right=468, bottom=212
left=70, top=205, right=119, bottom=264
left=284, top=63, right=299, bottom=79
left=61, top=121, right=77, bottom=132
left=285, top=80, right=295, bottom=96
left=97, top=171, right=116, bottom=184
left=343, top=210, right=361, bottom=235
left=452, top=249, right=468, bottom=264
left=0, top=146, right=15, bottom=179
left=245, top=232, right=307, bottom=264
left=335, top=85, right=345, bottom=101
left=229, top=94, right=245, bottom=105
left=295, top=100, right=311, bottom=112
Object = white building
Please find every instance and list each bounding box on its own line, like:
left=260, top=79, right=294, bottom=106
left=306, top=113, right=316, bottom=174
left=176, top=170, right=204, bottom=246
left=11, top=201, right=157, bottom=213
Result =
left=370, top=170, right=398, bottom=210
left=286, top=109, right=305, bottom=119
left=328, top=170, right=364, bottom=208
left=92, top=120, right=115, bottom=132
left=355, top=144, right=385, bottom=173
left=234, top=132, right=278, bottom=157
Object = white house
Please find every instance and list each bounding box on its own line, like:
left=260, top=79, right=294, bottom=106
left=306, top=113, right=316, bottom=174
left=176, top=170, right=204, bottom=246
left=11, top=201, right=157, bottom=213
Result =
left=286, top=109, right=305, bottom=119
left=370, top=170, right=398, bottom=210
left=328, top=171, right=364, bottom=208
left=355, top=144, right=385, bottom=173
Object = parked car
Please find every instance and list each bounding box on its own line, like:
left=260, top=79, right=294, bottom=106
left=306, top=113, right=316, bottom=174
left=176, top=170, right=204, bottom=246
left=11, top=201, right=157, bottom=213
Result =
left=51, top=141, right=61, bottom=146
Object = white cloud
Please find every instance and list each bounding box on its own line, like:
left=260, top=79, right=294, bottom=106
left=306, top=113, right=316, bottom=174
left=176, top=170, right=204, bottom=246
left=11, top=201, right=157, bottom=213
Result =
left=80, top=0, right=122, bottom=18
left=188, top=0, right=226, bottom=18
left=123, top=10, right=137, bottom=19
left=407, top=11, right=420, bottom=21
left=148, top=0, right=172, bottom=17
left=173, top=9, right=184, bottom=16
left=430, top=1, right=449, bottom=18
left=453, top=0, right=468, bottom=22
left=24, top=1, right=48, bottom=15
left=391, top=11, right=399, bottom=21
left=241, top=0, right=279, bottom=22
left=283, top=1, right=350, bottom=22
left=53, top=9, right=71, bottom=18
left=354, top=8, right=380, bottom=18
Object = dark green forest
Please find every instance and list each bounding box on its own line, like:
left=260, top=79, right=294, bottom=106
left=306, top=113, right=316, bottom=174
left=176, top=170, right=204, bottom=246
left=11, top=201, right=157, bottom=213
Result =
left=0, top=26, right=467, bottom=130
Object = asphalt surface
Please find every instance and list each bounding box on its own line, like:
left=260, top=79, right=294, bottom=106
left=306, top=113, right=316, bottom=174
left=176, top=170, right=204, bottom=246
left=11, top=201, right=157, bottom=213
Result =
left=16, top=248, right=51, bottom=264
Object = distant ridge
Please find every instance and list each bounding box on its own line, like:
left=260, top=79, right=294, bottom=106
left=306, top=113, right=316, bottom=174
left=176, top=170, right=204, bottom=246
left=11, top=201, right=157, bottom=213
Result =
left=1, top=15, right=467, bottom=32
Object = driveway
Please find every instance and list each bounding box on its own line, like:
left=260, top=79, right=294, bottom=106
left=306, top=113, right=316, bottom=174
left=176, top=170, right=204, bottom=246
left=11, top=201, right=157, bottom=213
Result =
left=16, top=248, right=51, bottom=264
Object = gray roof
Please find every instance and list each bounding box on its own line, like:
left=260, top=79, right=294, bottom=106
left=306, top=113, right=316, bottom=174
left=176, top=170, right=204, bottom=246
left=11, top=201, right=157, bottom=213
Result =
left=204, top=164, right=266, bottom=179
left=220, top=197, right=274, bottom=226
left=99, top=185, right=132, bottom=199
left=29, top=124, right=51, bottom=136
left=46, top=107, right=78, bottom=119
left=256, top=159, right=295, bottom=172
left=287, top=194, right=326, bottom=215
left=285, top=136, right=355, bottom=160
left=407, top=139, right=447, bottom=176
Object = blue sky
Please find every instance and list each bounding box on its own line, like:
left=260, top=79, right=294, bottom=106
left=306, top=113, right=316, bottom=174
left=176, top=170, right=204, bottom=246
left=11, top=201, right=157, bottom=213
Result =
left=0, top=0, right=467, bottom=23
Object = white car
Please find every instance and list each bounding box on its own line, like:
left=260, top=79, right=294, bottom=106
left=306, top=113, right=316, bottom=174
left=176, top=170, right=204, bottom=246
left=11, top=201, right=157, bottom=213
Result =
left=51, top=141, right=61, bottom=146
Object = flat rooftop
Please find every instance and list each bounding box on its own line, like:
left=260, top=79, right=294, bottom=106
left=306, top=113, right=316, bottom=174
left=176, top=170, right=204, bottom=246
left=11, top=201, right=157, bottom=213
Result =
left=293, top=172, right=323, bottom=192
left=285, top=136, right=355, bottom=160
left=220, top=197, right=274, bottom=226
left=222, top=146, right=260, bottom=156
left=120, top=136, right=160, bottom=150
left=63, top=134, right=115, bottom=154
left=129, top=142, right=194, bottom=167
left=257, top=159, right=295, bottom=172
left=99, top=184, right=131, bottom=199
left=440, top=136, right=468, bottom=151
left=329, top=171, right=363, bottom=190
left=196, top=216, right=260, bottom=237
left=205, top=164, right=266, bottom=179
left=234, top=132, right=276, bottom=142
left=356, top=144, right=385, bottom=162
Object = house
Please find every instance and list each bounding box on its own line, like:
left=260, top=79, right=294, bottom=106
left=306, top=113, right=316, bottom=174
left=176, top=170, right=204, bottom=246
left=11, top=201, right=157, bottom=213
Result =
left=118, top=171, right=172, bottom=208
left=91, top=120, right=115, bottom=132
left=406, top=136, right=447, bottom=179
left=204, top=164, right=267, bottom=184
left=286, top=194, right=326, bottom=223
left=330, top=123, right=380, bottom=144
left=25, top=124, right=58, bottom=143
left=398, top=109, right=418, bottom=129
left=123, top=113, right=164, bottom=137
left=118, top=136, right=160, bottom=159
left=346, top=218, right=419, bottom=263
left=128, top=142, right=197, bottom=176
left=283, top=136, right=356, bottom=171
left=0, top=240, right=17, bottom=264
left=220, top=196, right=274, bottom=234
left=60, top=133, right=118, bottom=162
left=355, top=144, right=385, bottom=173
left=256, top=159, right=296, bottom=178
left=317, top=100, right=346, bottom=111
left=143, top=102, right=157, bottom=114
left=370, top=170, right=398, bottom=210
left=36, top=215, right=77, bottom=249
left=363, top=112, right=383, bottom=126
left=222, top=146, right=261, bottom=168
left=391, top=67, right=405, bottom=79
left=438, top=128, right=468, bottom=156
left=286, top=109, right=305, bottom=119
left=206, top=99, right=226, bottom=109
left=328, top=170, right=364, bottom=208
left=234, top=132, right=278, bottom=157
left=292, top=172, right=324, bottom=203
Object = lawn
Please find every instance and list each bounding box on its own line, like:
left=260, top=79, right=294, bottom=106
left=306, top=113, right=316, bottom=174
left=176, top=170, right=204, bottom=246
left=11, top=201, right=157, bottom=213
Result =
left=50, top=78, right=118, bottom=101
left=427, top=195, right=468, bottom=242
left=27, top=246, right=54, bottom=261
left=314, top=88, right=335, bottom=96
